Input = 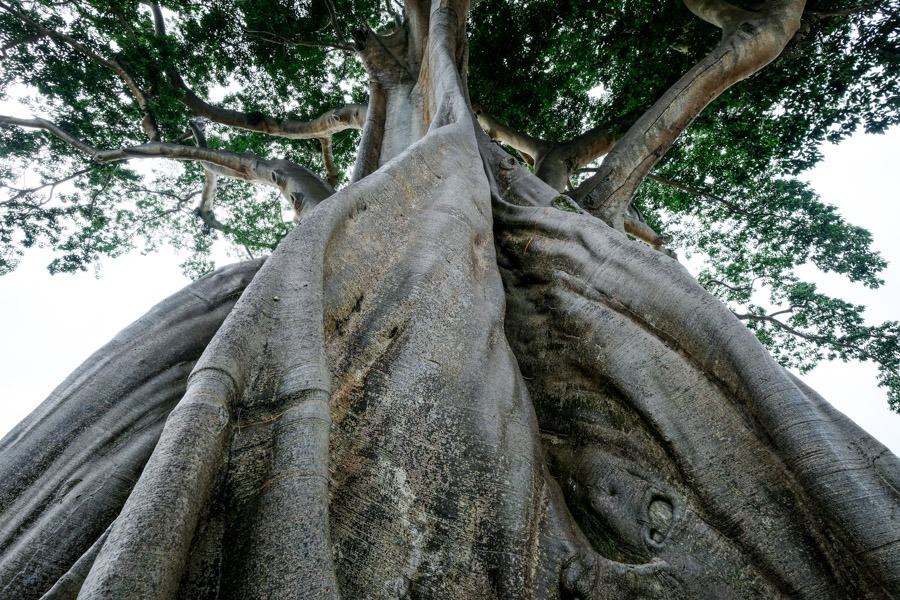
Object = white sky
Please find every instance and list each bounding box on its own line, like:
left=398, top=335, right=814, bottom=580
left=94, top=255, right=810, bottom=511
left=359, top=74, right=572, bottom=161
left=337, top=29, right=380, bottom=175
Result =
left=0, top=128, right=898, bottom=455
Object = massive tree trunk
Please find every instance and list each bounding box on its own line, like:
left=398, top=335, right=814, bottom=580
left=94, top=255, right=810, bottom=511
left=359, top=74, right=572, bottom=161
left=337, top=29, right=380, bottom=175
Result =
left=1, top=1, right=898, bottom=598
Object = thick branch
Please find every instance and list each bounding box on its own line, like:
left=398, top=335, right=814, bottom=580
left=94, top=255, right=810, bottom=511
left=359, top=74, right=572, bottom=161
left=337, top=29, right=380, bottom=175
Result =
left=472, top=105, right=551, bottom=164
left=572, top=0, right=806, bottom=231
left=684, top=0, right=758, bottom=32
left=534, top=122, right=619, bottom=192
left=474, top=105, right=624, bottom=192
left=172, top=74, right=366, bottom=140
left=140, top=0, right=166, bottom=36
left=188, top=119, right=227, bottom=233
left=1, top=114, right=335, bottom=219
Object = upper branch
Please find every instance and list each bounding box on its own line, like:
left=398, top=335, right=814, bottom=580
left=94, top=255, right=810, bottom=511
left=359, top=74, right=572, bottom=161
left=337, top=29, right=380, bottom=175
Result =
left=1, top=114, right=336, bottom=220
left=140, top=0, right=166, bottom=36
left=684, top=0, right=758, bottom=33
left=571, top=0, right=806, bottom=230
left=170, top=73, right=367, bottom=140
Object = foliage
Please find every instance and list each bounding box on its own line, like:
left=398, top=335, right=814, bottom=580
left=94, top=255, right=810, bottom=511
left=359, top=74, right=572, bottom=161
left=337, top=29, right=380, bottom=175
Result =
left=0, top=0, right=899, bottom=408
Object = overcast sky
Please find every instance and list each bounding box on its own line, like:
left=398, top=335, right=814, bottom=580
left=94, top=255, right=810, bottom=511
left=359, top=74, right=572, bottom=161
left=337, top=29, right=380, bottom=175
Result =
left=0, top=127, right=898, bottom=456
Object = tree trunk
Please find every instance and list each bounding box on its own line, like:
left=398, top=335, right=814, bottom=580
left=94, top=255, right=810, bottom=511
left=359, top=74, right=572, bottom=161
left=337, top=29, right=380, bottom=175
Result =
left=1, top=1, right=898, bottom=598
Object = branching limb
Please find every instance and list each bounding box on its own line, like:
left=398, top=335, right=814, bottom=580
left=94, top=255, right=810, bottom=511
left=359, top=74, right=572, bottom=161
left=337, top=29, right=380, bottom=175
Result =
left=471, top=104, right=551, bottom=166
left=473, top=104, right=626, bottom=191
left=684, top=0, right=758, bottom=34
left=1, top=113, right=336, bottom=222
left=188, top=119, right=228, bottom=233
left=244, top=29, right=355, bottom=51
left=534, top=121, right=619, bottom=191
left=0, top=166, right=93, bottom=205
left=0, top=0, right=160, bottom=141
left=385, top=0, right=403, bottom=29
left=324, top=0, right=348, bottom=45
left=171, top=72, right=366, bottom=140
left=571, top=0, right=806, bottom=232
left=0, top=115, right=107, bottom=157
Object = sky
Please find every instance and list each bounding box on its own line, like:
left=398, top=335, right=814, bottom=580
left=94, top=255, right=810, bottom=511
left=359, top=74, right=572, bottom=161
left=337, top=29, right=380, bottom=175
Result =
left=0, top=127, right=898, bottom=456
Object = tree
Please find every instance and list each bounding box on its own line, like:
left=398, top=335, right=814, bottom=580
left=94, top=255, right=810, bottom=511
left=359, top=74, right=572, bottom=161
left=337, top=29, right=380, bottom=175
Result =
left=1, top=0, right=898, bottom=597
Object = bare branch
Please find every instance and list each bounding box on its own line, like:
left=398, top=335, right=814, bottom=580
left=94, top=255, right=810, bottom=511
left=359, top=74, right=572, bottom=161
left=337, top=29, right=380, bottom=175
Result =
left=731, top=311, right=876, bottom=360
left=0, top=115, right=106, bottom=157
left=623, top=203, right=676, bottom=258
left=188, top=118, right=227, bottom=232
left=139, top=0, right=166, bottom=36
left=702, top=278, right=755, bottom=295
left=0, top=166, right=93, bottom=205
left=385, top=0, right=403, bottom=28
left=324, top=0, right=348, bottom=45
left=0, top=0, right=160, bottom=141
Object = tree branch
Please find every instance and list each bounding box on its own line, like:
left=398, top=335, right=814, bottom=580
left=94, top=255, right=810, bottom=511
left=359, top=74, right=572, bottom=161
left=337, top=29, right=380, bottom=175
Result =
left=0, top=32, right=43, bottom=56
left=534, top=121, right=619, bottom=192
left=0, top=166, right=93, bottom=205
left=684, top=0, right=758, bottom=33
left=318, top=137, right=339, bottom=187
left=1, top=113, right=336, bottom=221
left=188, top=119, right=227, bottom=233
left=701, top=277, right=755, bottom=295
left=323, top=0, right=348, bottom=45
left=571, top=0, right=806, bottom=231
left=804, top=3, right=882, bottom=18
left=244, top=28, right=354, bottom=52
left=170, top=72, right=366, bottom=140
left=472, top=105, right=550, bottom=167
left=385, top=0, right=403, bottom=29
left=0, top=0, right=161, bottom=141
left=140, top=0, right=166, bottom=36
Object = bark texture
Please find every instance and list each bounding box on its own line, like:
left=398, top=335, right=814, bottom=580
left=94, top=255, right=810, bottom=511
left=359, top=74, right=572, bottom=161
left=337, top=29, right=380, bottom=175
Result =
left=1, top=1, right=899, bottom=598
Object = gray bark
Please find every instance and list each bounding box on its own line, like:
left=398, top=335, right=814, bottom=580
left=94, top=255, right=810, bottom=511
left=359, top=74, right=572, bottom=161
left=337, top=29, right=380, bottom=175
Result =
left=1, top=1, right=898, bottom=598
